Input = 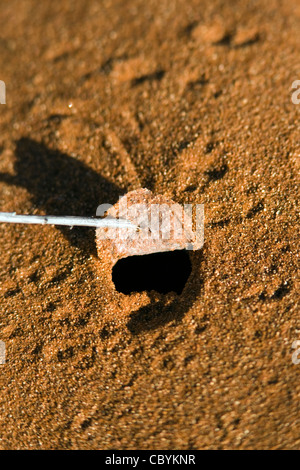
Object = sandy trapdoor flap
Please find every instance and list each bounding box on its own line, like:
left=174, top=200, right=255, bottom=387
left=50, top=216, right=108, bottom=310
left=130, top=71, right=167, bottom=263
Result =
left=96, top=188, right=204, bottom=265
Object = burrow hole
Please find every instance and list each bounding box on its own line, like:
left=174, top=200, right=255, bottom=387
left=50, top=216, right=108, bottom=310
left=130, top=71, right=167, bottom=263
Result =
left=112, top=250, right=192, bottom=295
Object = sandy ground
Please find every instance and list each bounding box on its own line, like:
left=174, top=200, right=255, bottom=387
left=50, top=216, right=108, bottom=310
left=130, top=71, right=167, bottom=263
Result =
left=0, top=0, right=299, bottom=449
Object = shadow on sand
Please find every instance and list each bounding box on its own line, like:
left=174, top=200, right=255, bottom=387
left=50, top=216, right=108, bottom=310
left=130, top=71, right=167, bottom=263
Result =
left=0, top=138, right=124, bottom=255
left=126, top=251, right=204, bottom=334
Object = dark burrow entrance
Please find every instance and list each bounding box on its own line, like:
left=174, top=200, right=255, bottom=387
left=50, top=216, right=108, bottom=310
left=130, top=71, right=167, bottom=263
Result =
left=112, top=250, right=192, bottom=295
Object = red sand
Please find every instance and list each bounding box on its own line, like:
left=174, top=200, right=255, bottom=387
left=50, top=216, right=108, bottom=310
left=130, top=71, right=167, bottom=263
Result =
left=0, top=0, right=299, bottom=449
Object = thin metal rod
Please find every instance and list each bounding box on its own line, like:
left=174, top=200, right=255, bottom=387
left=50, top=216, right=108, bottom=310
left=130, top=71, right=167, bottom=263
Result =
left=0, top=212, right=137, bottom=229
